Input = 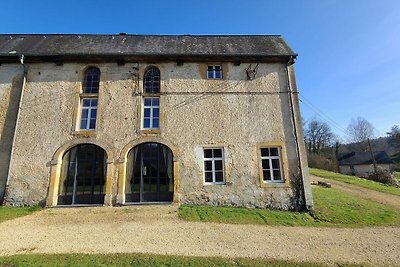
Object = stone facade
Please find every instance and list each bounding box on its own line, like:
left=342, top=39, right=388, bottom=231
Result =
left=0, top=35, right=312, bottom=210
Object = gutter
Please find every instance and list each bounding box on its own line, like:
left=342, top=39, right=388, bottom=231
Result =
left=285, top=56, right=310, bottom=210
left=3, top=54, right=27, bottom=203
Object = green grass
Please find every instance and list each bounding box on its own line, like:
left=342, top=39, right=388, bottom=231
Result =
left=179, top=186, right=400, bottom=227
left=0, top=253, right=366, bottom=267
left=310, top=168, right=400, bottom=196
left=0, top=206, right=41, bottom=223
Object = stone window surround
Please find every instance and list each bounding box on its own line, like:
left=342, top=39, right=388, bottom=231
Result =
left=72, top=66, right=102, bottom=136
left=257, top=142, right=290, bottom=188
left=140, top=65, right=163, bottom=134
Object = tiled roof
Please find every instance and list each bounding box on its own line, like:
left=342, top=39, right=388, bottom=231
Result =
left=337, top=151, right=393, bottom=165
left=0, top=34, right=296, bottom=63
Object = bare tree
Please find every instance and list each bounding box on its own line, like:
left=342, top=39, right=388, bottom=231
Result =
left=346, top=117, right=375, bottom=151
left=305, top=119, right=334, bottom=154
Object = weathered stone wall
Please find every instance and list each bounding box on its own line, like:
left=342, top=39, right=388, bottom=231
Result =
left=2, top=61, right=312, bottom=210
left=0, top=64, right=23, bottom=201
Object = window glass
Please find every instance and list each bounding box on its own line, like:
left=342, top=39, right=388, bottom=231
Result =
left=260, top=147, right=283, bottom=182
left=203, top=148, right=224, bottom=184
left=207, top=65, right=223, bottom=79
left=144, top=67, right=160, bottom=93
left=83, top=68, right=100, bottom=94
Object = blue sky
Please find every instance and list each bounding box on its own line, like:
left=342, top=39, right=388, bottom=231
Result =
left=1, top=0, right=399, bottom=140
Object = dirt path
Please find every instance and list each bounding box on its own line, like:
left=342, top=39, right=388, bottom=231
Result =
left=0, top=205, right=399, bottom=266
left=311, top=175, right=400, bottom=209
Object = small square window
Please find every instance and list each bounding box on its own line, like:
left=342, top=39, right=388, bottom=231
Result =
left=207, top=65, right=223, bottom=79
left=203, top=148, right=225, bottom=184
left=260, top=147, right=284, bottom=183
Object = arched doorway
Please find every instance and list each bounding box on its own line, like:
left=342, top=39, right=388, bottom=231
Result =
left=126, top=143, right=173, bottom=203
left=58, top=144, right=106, bottom=205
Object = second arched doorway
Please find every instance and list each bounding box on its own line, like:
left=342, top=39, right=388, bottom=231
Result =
left=126, top=143, right=174, bottom=203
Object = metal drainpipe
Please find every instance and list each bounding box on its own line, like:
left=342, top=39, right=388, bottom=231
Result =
left=3, top=55, right=27, bottom=202
left=285, top=57, right=307, bottom=210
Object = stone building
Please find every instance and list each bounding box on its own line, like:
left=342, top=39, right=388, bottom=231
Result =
left=0, top=34, right=312, bottom=210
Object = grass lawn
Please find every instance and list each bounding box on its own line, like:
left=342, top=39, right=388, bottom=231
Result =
left=179, top=186, right=400, bottom=227
left=0, top=206, right=41, bottom=223
left=310, top=168, right=400, bottom=197
left=0, top=253, right=364, bottom=267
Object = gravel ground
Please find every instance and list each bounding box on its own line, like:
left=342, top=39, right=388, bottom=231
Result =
left=0, top=205, right=399, bottom=266
left=311, top=175, right=400, bottom=209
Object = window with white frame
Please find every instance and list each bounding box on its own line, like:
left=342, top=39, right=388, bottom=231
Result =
left=142, top=97, right=160, bottom=129
left=142, top=67, right=161, bottom=130
left=79, top=67, right=100, bottom=131
left=203, top=148, right=224, bottom=184
left=207, top=65, right=222, bottom=79
left=80, top=98, right=98, bottom=130
left=260, top=147, right=284, bottom=182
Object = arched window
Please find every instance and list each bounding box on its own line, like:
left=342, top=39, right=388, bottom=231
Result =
left=83, top=67, right=100, bottom=94
left=143, top=67, right=160, bottom=93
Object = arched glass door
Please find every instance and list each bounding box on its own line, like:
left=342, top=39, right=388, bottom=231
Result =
left=58, top=144, right=106, bottom=205
left=126, top=143, right=173, bottom=203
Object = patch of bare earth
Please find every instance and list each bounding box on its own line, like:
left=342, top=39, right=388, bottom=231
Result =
left=311, top=175, right=400, bottom=209
left=0, top=205, right=399, bottom=266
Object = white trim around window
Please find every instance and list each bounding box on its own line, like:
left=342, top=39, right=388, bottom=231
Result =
left=203, top=148, right=225, bottom=184
left=142, top=97, right=160, bottom=130
left=79, top=98, right=98, bottom=130
left=207, top=65, right=223, bottom=79
left=260, top=147, right=284, bottom=183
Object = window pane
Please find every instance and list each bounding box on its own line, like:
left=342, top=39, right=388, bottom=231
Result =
left=270, top=148, right=279, bottom=156
left=204, top=149, right=212, bottom=158
left=207, top=71, right=213, bottom=79
left=205, top=172, right=213, bottom=183
left=261, top=148, right=269, bottom=157
left=153, top=108, right=160, bottom=117
left=215, top=72, right=221, bottom=79
left=83, top=99, right=90, bottom=107
left=153, top=98, right=160, bottom=106
left=89, top=119, right=96, bottom=129
left=204, top=161, right=212, bottom=171
left=153, top=118, right=160, bottom=128
left=213, top=149, right=222, bottom=158
left=90, top=109, right=97, bottom=119
left=215, top=172, right=224, bottom=182
left=143, top=118, right=150, bottom=128
left=80, top=119, right=87, bottom=129
left=262, top=159, right=270, bottom=170
left=144, top=98, right=151, bottom=106
left=207, top=66, right=213, bottom=71
left=263, top=170, right=271, bottom=181
left=81, top=109, right=89, bottom=119
left=91, top=99, right=98, bottom=107
left=215, top=160, right=223, bottom=171
left=144, top=108, right=151, bottom=117
left=273, top=170, right=282, bottom=181
left=272, top=159, right=280, bottom=169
